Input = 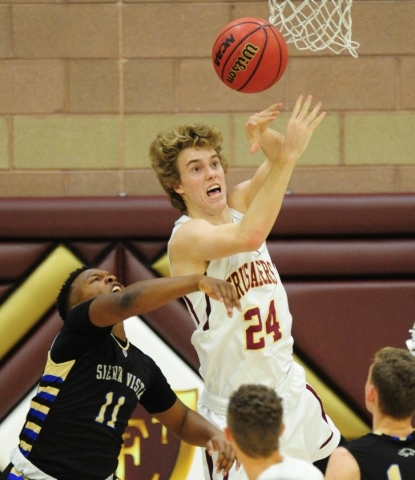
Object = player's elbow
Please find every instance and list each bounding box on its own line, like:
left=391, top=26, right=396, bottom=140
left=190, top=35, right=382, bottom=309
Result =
left=239, top=231, right=264, bottom=252
left=115, top=290, right=138, bottom=312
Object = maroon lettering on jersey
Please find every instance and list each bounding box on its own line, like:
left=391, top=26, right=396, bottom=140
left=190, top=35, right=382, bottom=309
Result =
left=227, top=260, right=278, bottom=300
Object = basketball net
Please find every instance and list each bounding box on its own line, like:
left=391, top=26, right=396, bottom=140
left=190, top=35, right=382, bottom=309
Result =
left=268, top=0, right=359, bottom=57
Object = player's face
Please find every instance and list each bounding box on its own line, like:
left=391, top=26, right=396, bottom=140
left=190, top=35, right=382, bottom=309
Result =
left=70, top=269, right=124, bottom=308
left=174, top=147, right=227, bottom=216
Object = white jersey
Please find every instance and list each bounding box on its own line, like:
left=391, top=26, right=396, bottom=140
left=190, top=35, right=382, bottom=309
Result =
left=257, top=456, right=324, bottom=480
left=171, top=210, right=294, bottom=398
left=170, top=210, right=340, bottom=479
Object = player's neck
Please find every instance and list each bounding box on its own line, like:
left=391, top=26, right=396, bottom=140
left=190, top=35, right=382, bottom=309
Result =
left=186, top=203, right=232, bottom=224
left=111, top=322, right=126, bottom=341
left=372, top=412, right=414, bottom=439
left=241, top=450, right=283, bottom=480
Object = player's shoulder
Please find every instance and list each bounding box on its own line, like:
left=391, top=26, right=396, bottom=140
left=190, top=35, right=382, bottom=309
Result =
left=325, top=446, right=360, bottom=480
left=171, top=216, right=218, bottom=243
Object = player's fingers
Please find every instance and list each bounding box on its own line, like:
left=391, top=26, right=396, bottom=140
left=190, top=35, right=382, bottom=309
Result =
left=262, top=102, right=282, bottom=116
left=219, top=284, right=242, bottom=317
left=245, top=119, right=258, bottom=134
left=305, top=100, right=322, bottom=122
left=210, top=284, right=224, bottom=302
left=246, top=121, right=261, bottom=153
left=206, top=439, right=215, bottom=457
left=309, top=110, right=326, bottom=130
left=250, top=142, right=261, bottom=154
left=290, top=95, right=304, bottom=120
left=297, top=95, right=313, bottom=121
left=215, top=442, right=235, bottom=475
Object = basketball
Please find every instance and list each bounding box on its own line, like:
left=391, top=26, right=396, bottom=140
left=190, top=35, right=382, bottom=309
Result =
left=212, top=17, right=288, bottom=94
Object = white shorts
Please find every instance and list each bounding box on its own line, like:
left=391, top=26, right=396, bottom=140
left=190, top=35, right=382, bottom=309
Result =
left=198, top=363, right=341, bottom=480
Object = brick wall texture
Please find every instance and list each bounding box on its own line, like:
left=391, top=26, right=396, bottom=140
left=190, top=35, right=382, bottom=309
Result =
left=0, top=0, right=414, bottom=197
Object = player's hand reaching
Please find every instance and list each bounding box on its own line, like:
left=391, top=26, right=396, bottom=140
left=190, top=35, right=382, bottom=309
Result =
left=279, top=94, right=325, bottom=164
left=206, top=434, right=241, bottom=476
left=198, top=276, right=242, bottom=318
left=245, top=102, right=284, bottom=156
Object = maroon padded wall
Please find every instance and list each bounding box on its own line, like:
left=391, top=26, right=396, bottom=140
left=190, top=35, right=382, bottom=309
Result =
left=1, top=194, right=415, bottom=425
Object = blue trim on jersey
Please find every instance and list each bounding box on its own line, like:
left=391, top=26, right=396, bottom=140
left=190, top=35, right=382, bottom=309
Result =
left=42, top=374, right=64, bottom=384
left=37, top=391, right=56, bottom=403
left=22, top=427, right=38, bottom=441
left=7, top=473, right=24, bottom=480
left=18, top=446, right=30, bottom=458
left=28, top=408, right=47, bottom=421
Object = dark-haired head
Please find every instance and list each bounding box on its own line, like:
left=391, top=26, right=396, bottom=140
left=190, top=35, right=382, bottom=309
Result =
left=57, top=265, right=91, bottom=321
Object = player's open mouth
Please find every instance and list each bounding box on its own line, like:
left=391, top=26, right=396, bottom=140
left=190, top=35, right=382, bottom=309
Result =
left=207, top=184, right=221, bottom=196
left=111, top=285, right=122, bottom=293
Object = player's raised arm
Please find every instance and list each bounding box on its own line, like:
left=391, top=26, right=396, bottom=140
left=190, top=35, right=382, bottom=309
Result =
left=229, top=95, right=325, bottom=214
left=90, top=275, right=241, bottom=326
left=68, top=268, right=241, bottom=327
left=169, top=96, right=325, bottom=267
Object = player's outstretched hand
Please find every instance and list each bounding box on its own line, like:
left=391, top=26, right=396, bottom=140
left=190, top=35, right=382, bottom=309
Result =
left=206, top=434, right=241, bottom=476
left=198, top=276, right=242, bottom=318
left=245, top=102, right=283, bottom=155
left=280, top=94, right=325, bottom=164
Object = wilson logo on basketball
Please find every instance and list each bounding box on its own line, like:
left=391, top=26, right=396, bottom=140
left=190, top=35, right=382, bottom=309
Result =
left=226, top=44, right=260, bottom=83
left=214, top=34, right=236, bottom=66
left=211, top=17, right=288, bottom=93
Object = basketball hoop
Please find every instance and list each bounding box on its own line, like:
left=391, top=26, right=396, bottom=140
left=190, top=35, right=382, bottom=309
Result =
left=268, top=0, right=360, bottom=57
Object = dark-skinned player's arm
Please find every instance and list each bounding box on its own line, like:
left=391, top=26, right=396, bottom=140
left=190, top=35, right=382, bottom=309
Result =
left=153, top=397, right=240, bottom=476
left=89, top=274, right=241, bottom=327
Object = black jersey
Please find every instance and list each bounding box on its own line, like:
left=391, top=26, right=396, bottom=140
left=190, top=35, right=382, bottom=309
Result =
left=11, top=299, right=177, bottom=480
left=345, top=431, right=415, bottom=480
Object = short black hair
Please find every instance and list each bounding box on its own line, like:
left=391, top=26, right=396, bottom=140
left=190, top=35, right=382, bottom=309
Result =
left=56, top=265, right=91, bottom=321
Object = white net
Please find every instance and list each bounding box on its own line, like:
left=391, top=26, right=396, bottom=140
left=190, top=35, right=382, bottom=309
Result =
left=269, top=0, right=360, bottom=57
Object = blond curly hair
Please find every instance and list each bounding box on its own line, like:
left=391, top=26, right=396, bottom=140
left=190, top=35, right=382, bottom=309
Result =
left=149, top=123, right=228, bottom=212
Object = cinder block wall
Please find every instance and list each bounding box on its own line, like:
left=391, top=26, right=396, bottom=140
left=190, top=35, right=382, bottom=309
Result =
left=0, top=0, right=414, bottom=197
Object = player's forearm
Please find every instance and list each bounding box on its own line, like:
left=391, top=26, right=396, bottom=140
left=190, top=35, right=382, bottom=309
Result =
left=259, top=128, right=284, bottom=162
left=117, top=275, right=203, bottom=314
left=90, top=274, right=204, bottom=326
left=176, top=409, right=220, bottom=446
left=238, top=157, right=295, bottom=248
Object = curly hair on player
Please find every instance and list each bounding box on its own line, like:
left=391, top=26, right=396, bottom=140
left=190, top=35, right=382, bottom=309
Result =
left=227, top=384, right=283, bottom=458
left=56, top=265, right=91, bottom=321
left=149, top=123, right=228, bottom=212
left=370, top=347, right=415, bottom=419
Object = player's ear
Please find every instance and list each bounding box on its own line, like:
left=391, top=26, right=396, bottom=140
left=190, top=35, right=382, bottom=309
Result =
left=279, top=422, right=285, bottom=438
left=365, top=382, right=376, bottom=405
left=174, top=183, right=184, bottom=195
left=224, top=426, right=233, bottom=442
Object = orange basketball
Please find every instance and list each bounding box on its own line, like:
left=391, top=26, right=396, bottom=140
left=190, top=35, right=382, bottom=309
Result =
left=212, top=17, right=288, bottom=94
